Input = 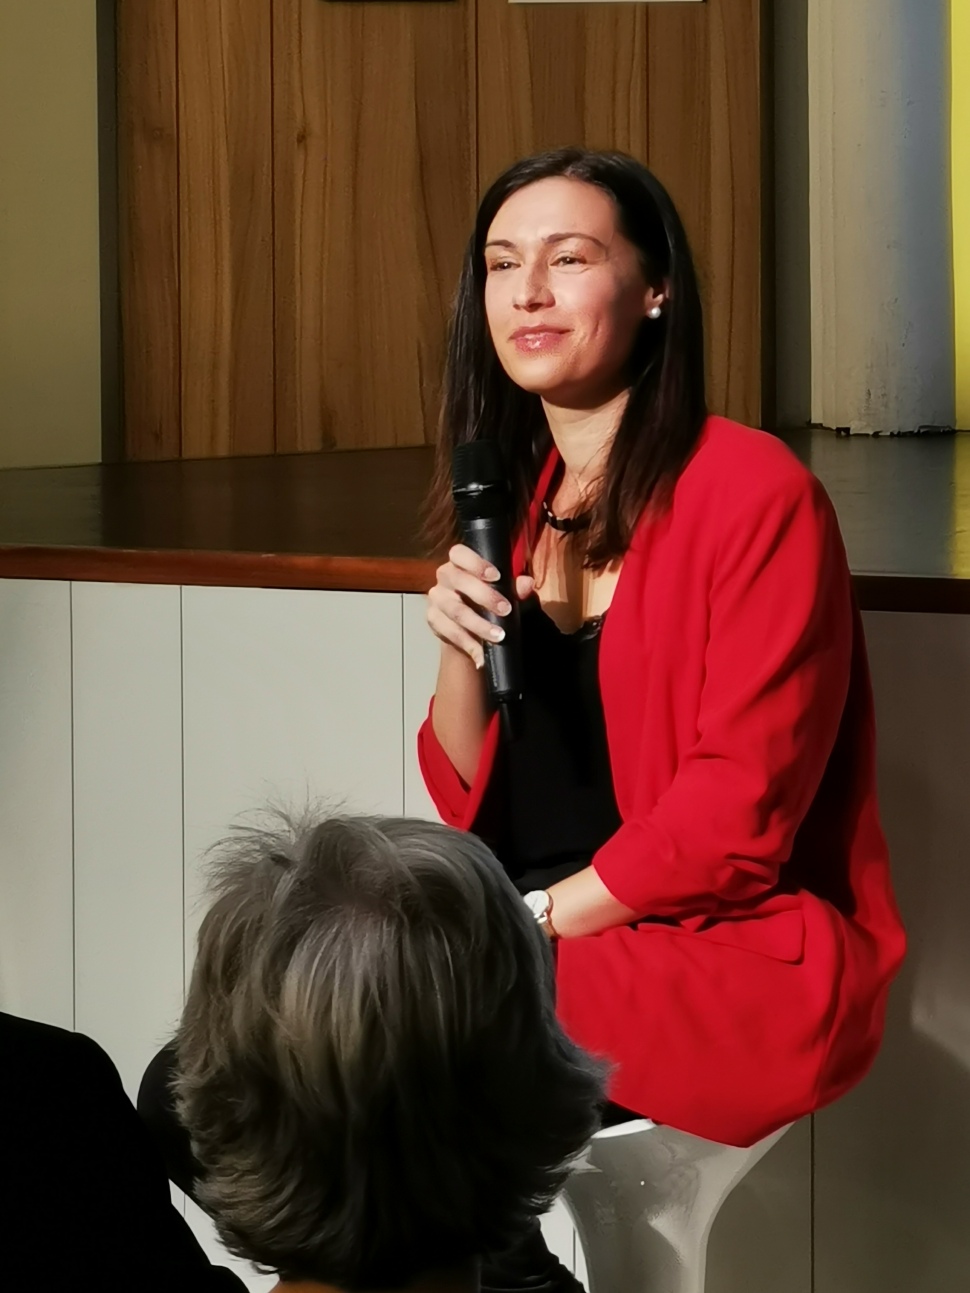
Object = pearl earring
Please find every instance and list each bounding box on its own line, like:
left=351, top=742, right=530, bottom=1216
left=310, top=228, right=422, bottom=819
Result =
left=648, top=305, right=663, bottom=320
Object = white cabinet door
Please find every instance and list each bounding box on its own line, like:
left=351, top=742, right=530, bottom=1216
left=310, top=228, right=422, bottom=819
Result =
left=71, top=582, right=183, bottom=1099
left=815, top=611, right=970, bottom=1292
left=403, top=592, right=441, bottom=820
left=180, top=585, right=405, bottom=1285
left=181, top=586, right=404, bottom=967
left=0, top=579, right=73, bottom=1029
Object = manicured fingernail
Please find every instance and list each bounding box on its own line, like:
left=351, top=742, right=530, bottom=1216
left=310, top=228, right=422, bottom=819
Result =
left=497, top=601, right=512, bottom=616
left=484, top=567, right=500, bottom=581
left=490, top=626, right=506, bottom=642
left=474, top=653, right=485, bottom=670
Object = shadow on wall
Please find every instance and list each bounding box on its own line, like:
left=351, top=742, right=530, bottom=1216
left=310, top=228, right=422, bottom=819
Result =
left=814, top=611, right=970, bottom=1293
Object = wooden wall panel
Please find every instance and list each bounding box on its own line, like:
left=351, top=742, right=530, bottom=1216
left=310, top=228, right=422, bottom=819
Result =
left=707, top=0, right=765, bottom=428
left=273, top=0, right=475, bottom=452
left=645, top=5, right=712, bottom=384
left=177, top=0, right=275, bottom=457
left=647, top=0, right=764, bottom=428
left=477, top=0, right=647, bottom=188
left=118, top=0, right=180, bottom=460
left=117, top=0, right=768, bottom=457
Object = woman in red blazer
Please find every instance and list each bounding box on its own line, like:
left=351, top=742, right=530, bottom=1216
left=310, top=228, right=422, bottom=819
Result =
left=420, top=149, right=906, bottom=1269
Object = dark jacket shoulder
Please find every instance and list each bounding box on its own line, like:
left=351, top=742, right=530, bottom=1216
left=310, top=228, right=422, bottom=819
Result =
left=0, top=1011, right=245, bottom=1292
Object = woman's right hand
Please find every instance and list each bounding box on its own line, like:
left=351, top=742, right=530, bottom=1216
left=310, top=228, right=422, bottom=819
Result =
left=427, top=544, right=535, bottom=670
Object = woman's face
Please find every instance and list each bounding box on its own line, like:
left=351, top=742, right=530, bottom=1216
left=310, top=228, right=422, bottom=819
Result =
left=483, top=176, right=663, bottom=407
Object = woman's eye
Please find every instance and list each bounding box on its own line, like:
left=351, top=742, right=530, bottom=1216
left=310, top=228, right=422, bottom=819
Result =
left=554, top=255, right=583, bottom=267
left=487, top=260, right=516, bottom=272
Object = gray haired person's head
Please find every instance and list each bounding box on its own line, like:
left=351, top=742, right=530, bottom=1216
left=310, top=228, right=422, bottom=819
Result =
left=174, top=811, right=605, bottom=1290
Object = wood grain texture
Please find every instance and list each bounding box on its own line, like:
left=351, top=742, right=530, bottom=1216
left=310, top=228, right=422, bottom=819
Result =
left=0, top=431, right=966, bottom=610
left=117, top=0, right=180, bottom=460
left=0, top=545, right=957, bottom=615
left=0, top=548, right=434, bottom=594
left=117, top=0, right=767, bottom=456
left=177, top=0, right=275, bottom=457
left=646, top=3, right=712, bottom=379
left=477, top=0, right=648, bottom=188
left=0, top=445, right=435, bottom=558
left=648, top=0, right=765, bottom=428
left=707, top=0, right=765, bottom=427
left=273, top=0, right=475, bottom=452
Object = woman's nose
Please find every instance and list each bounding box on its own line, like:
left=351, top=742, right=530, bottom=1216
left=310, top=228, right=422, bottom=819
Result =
left=512, top=265, right=554, bottom=311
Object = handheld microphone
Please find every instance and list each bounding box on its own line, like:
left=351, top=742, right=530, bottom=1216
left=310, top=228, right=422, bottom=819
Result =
left=451, top=441, right=523, bottom=740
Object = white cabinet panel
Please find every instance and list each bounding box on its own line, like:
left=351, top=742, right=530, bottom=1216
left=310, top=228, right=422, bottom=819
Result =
left=180, top=585, right=405, bottom=1277
left=72, top=582, right=183, bottom=1098
left=181, top=586, right=404, bottom=963
left=403, top=592, right=441, bottom=820
left=815, top=612, right=970, bottom=1291
left=0, top=579, right=73, bottom=1028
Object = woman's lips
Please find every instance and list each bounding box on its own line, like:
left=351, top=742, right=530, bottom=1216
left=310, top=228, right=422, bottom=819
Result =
left=511, top=328, right=568, bottom=354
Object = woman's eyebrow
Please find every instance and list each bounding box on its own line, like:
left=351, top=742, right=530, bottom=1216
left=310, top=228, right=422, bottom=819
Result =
left=484, top=232, right=608, bottom=251
left=545, top=232, right=607, bottom=249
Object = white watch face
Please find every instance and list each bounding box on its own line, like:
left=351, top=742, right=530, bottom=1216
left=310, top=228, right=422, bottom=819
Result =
left=524, top=890, right=551, bottom=922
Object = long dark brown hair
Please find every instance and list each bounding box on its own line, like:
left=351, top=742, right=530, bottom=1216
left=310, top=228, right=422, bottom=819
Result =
left=424, top=148, right=707, bottom=568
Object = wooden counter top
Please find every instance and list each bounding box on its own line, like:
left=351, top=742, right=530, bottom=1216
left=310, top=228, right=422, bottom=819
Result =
left=0, top=431, right=968, bottom=611
left=0, top=447, right=436, bottom=593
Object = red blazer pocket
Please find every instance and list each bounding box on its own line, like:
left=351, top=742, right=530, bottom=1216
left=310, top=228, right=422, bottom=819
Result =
left=684, top=908, right=807, bottom=963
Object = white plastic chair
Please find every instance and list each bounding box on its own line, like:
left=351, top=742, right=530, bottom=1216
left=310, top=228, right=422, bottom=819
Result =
left=560, top=1118, right=791, bottom=1293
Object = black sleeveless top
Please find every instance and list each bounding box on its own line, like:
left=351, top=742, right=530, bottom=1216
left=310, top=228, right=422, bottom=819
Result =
left=505, top=596, right=622, bottom=895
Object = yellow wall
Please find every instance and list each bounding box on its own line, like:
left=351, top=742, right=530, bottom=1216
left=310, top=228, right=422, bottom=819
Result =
left=956, top=0, right=970, bottom=429
left=0, top=2, right=102, bottom=468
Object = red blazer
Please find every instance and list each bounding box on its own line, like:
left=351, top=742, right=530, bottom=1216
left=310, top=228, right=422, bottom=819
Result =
left=418, top=417, right=906, bottom=1146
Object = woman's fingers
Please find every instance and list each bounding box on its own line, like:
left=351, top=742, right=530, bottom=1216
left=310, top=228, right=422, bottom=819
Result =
left=427, top=546, right=524, bottom=666
left=428, top=607, right=486, bottom=669
left=427, top=596, right=488, bottom=668
left=436, top=556, right=512, bottom=620
left=429, top=586, right=507, bottom=643
left=449, top=543, right=499, bottom=581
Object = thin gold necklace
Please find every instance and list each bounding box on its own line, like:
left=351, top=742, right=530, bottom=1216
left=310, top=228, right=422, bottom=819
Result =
left=544, top=450, right=601, bottom=532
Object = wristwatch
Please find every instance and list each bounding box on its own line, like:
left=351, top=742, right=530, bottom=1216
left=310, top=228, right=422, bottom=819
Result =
left=523, top=889, right=558, bottom=939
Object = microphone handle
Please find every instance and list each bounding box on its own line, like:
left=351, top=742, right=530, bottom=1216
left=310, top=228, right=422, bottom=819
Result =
left=460, top=515, right=523, bottom=708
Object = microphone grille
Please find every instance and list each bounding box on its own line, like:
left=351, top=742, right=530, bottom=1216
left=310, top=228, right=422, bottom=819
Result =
left=451, top=440, right=505, bottom=492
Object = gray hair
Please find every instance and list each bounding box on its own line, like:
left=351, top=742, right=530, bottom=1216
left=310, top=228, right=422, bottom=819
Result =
left=174, top=810, right=605, bottom=1289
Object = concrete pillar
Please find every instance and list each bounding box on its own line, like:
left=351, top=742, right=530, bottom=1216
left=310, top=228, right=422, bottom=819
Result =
left=806, top=0, right=954, bottom=433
